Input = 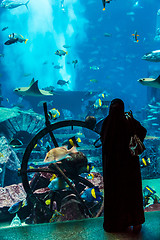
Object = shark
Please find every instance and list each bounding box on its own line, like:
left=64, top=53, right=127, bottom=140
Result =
left=138, top=75, right=160, bottom=89
left=14, top=78, right=54, bottom=97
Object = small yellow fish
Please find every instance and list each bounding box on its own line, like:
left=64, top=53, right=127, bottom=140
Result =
left=29, top=166, right=35, bottom=169
left=48, top=108, right=60, bottom=120
left=91, top=188, right=96, bottom=199
left=45, top=199, right=51, bottom=205
left=77, top=132, right=83, bottom=136
left=68, top=137, right=81, bottom=147
left=77, top=137, right=81, bottom=143
left=142, top=158, right=147, bottom=166
left=94, top=98, right=102, bottom=109
left=86, top=173, right=94, bottom=180
left=0, top=152, right=4, bottom=157
left=90, top=79, right=98, bottom=83
left=50, top=174, right=57, bottom=181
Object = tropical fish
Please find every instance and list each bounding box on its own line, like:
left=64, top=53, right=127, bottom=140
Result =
left=144, top=186, right=156, bottom=195
left=63, top=44, right=71, bottom=48
left=104, top=32, right=112, bottom=37
left=98, top=92, right=106, bottom=99
left=81, top=186, right=102, bottom=202
left=140, top=157, right=150, bottom=167
left=60, top=0, right=65, bottom=12
left=142, top=50, right=160, bottom=62
left=126, top=12, right=135, bottom=16
left=8, top=199, right=27, bottom=214
left=1, top=0, right=29, bottom=9
left=81, top=164, right=94, bottom=178
left=2, top=26, right=8, bottom=31
left=57, top=80, right=69, bottom=86
left=14, top=78, right=54, bottom=97
left=49, top=174, right=57, bottom=182
left=8, top=33, right=28, bottom=44
left=90, top=66, right=99, bottom=70
left=102, top=0, right=112, bottom=11
left=148, top=104, right=159, bottom=109
left=152, top=123, right=159, bottom=126
left=37, top=100, right=53, bottom=107
left=138, top=75, right=160, bottom=89
left=44, top=146, right=77, bottom=162
left=94, top=98, right=102, bottom=109
left=54, top=65, right=63, bottom=69
left=133, top=1, right=143, bottom=9
left=49, top=210, right=64, bottom=223
left=69, top=136, right=81, bottom=146
left=33, top=143, right=41, bottom=150
left=90, top=79, right=98, bottom=83
left=23, top=73, right=32, bottom=77
left=146, top=117, right=157, bottom=121
left=10, top=214, right=22, bottom=227
left=48, top=177, right=66, bottom=191
left=86, top=173, right=95, bottom=180
left=62, top=136, right=81, bottom=149
left=55, top=49, right=68, bottom=57
left=48, top=108, right=60, bottom=120
left=132, top=31, right=139, bottom=42
left=72, top=60, right=78, bottom=68
left=42, top=86, right=55, bottom=93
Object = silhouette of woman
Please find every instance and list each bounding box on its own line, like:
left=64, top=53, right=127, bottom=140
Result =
left=100, top=98, right=147, bottom=233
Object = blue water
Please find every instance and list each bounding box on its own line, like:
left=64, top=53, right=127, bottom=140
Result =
left=0, top=0, right=160, bottom=111
left=1, top=0, right=160, bottom=227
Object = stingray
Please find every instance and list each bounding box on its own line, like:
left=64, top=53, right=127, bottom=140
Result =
left=0, top=107, right=44, bottom=123
left=14, top=78, right=54, bottom=97
left=0, top=107, right=21, bottom=123
left=138, top=75, right=160, bottom=89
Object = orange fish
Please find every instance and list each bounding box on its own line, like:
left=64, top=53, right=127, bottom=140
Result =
left=44, top=146, right=77, bottom=162
left=132, top=31, right=139, bottom=42
left=102, top=0, right=112, bottom=11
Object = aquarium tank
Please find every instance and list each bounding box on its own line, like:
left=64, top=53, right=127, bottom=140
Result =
left=0, top=0, right=160, bottom=233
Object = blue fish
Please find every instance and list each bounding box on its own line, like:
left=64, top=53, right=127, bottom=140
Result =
left=48, top=177, right=66, bottom=191
left=8, top=199, right=27, bottom=214
left=81, top=186, right=102, bottom=202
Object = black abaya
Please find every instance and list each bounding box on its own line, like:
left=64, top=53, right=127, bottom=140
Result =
left=100, top=99, right=147, bottom=232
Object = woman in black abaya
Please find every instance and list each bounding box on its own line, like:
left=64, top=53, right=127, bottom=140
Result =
left=100, top=98, right=147, bottom=233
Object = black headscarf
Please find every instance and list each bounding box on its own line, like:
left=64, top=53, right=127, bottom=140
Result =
left=109, top=98, right=125, bottom=118
left=100, top=98, right=126, bottom=153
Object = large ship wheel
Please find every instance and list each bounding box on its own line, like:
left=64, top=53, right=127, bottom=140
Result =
left=19, top=105, right=103, bottom=223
